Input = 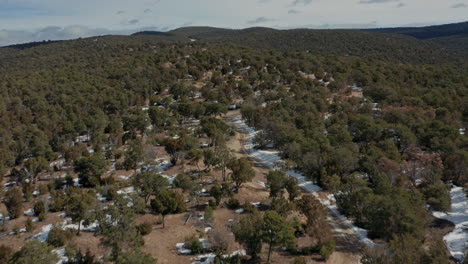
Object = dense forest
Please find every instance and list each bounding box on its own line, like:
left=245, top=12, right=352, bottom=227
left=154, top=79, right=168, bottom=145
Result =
left=135, top=22, right=468, bottom=64
left=0, top=25, right=466, bottom=264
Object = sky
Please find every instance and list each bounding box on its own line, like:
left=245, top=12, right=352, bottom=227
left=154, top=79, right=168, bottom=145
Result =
left=0, top=0, right=467, bottom=46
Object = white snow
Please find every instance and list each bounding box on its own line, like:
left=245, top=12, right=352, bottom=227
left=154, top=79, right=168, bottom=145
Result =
left=52, top=248, right=68, bottom=264
left=176, top=242, right=192, bottom=255
left=191, top=250, right=246, bottom=264
left=256, top=180, right=267, bottom=188
left=235, top=208, right=244, bottom=214
left=191, top=253, right=215, bottom=264
left=117, top=186, right=135, bottom=195
left=63, top=220, right=99, bottom=232
left=96, top=193, right=107, bottom=202
left=27, top=223, right=55, bottom=242
left=162, top=174, right=177, bottom=185
left=251, top=202, right=261, bottom=208
left=24, top=208, right=35, bottom=217
left=156, top=159, right=173, bottom=172
left=433, top=186, right=468, bottom=262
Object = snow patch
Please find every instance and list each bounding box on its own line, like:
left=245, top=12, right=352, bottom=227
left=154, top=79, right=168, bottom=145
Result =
left=433, top=186, right=468, bottom=262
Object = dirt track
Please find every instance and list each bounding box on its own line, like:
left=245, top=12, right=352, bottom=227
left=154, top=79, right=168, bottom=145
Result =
left=224, top=110, right=363, bottom=264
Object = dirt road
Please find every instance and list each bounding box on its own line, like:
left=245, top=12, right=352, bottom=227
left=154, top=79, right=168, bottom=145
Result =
left=224, top=110, right=363, bottom=264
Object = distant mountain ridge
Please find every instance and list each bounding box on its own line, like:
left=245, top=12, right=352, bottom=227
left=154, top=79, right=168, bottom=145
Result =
left=130, top=22, right=468, bottom=64
left=3, top=21, right=468, bottom=65
left=362, top=21, right=468, bottom=39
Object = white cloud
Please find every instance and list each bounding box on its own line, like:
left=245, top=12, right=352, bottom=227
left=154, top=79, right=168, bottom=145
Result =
left=360, top=0, right=397, bottom=4
left=451, top=3, right=466, bottom=8
left=247, top=17, right=276, bottom=25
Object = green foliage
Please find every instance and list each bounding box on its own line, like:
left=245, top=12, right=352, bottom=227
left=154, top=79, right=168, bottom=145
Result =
left=9, top=240, right=59, bottom=264
left=174, top=173, right=195, bottom=193
left=225, top=198, right=241, bottom=210
left=210, top=185, right=225, bottom=206
left=150, top=190, right=186, bottom=228
left=123, top=140, right=144, bottom=170
left=296, top=195, right=333, bottom=245
left=291, top=257, right=307, bottom=264
left=232, top=210, right=263, bottom=260
left=0, top=245, right=13, bottom=264
left=133, top=172, right=169, bottom=203
left=74, top=155, right=107, bottom=187
left=115, top=251, right=157, bottom=264
left=184, top=235, right=204, bottom=254
left=204, top=205, right=214, bottom=221
left=97, top=197, right=145, bottom=260
left=228, top=158, right=255, bottom=191
left=25, top=218, right=34, bottom=232
left=270, top=197, right=293, bottom=217
left=47, top=225, right=74, bottom=247
left=262, top=211, right=296, bottom=262
left=266, top=170, right=288, bottom=198
left=49, top=190, right=66, bottom=212
left=33, top=200, right=47, bottom=220
left=4, top=187, right=23, bottom=219
left=319, top=240, right=336, bottom=260
left=423, top=183, right=451, bottom=211
left=65, top=191, right=97, bottom=235
left=64, top=248, right=99, bottom=264
left=136, top=222, right=153, bottom=236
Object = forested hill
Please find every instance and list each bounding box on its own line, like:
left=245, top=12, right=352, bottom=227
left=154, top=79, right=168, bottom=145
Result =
left=363, top=21, right=468, bottom=39
left=0, top=24, right=466, bottom=263
left=363, top=21, right=468, bottom=57
left=130, top=23, right=468, bottom=65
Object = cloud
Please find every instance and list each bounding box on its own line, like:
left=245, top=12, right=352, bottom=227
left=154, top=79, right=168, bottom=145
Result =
left=360, top=0, right=397, bottom=3
left=247, top=17, right=275, bottom=25
left=144, top=8, right=152, bottom=13
left=292, top=0, right=313, bottom=5
left=396, top=2, right=405, bottom=7
left=307, top=21, right=379, bottom=29
left=123, top=19, right=139, bottom=25
left=288, top=9, right=300, bottom=14
left=451, top=3, right=466, bottom=8
left=258, top=0, right=271, bottom=3
left=116, top=10, right=125, bottom=15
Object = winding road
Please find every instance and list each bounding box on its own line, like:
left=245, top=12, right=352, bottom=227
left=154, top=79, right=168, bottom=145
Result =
left=224, top=111, right=370, bottom=263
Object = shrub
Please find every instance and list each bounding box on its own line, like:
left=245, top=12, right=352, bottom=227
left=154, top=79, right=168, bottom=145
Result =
left=204, top=206, right=214, bottom=221
left=4, top=187, right=23, bottom=219
left=136, top=222, right=153, bottom=236
left=34, top=201, right=46, bottom=217
left=208, top=199, right=216, bottom=208
left=49, top=190, right=66, bottom=212
left=319, top=240, right=336, bottom=260
left=291, top=257, right=307, bottom=264
left=185, top=235, right=203, bottom=254
left=38, top=184, right=49, bottom=195
left=0, top=245, right=12, bottom=264
left=47, top=225, right=73, bottom=247
left=225, top=198, right=240, bottom=210
left=25, top=218, right=34, bottom=232
left=242, top=201, right=255, bottom=214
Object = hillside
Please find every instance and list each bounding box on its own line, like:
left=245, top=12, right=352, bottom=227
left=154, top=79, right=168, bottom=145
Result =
left=132, top=25, right=468, bottom=64
left=363, top=21, right=468, bottom=39
left=0, top=27, right=466, bottom=263
left=363, top=21, right=468, bottom=57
